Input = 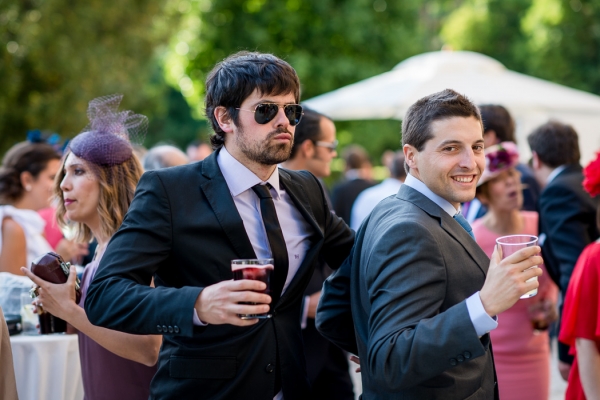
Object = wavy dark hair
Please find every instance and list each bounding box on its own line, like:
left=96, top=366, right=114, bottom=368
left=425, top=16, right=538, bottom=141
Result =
left=205, top=51, right=300, bottom=149
left=0, top=142, right=60, bottom=204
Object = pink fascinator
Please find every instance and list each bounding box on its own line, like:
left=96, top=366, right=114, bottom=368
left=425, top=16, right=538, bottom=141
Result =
left=477, top=141, right=520, bottom=187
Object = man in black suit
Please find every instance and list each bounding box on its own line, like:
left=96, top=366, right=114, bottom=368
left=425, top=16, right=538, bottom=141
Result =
left=84, top=52, right=354, bottom=400
left=281, top=107, right=354, bottom=400
left=528, top=120, right=599, bottom=378
left=331, top=145, right=375, bottom=226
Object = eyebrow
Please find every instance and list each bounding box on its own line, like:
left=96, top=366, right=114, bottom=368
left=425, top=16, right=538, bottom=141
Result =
left=437, top=139, right=485, bottom=148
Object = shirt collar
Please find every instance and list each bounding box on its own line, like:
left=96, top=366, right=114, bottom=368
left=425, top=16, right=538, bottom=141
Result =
left=217, top=146, right=281, bottom=199
left=404, top=173, right=459, bottom=217
left=546, top=165, right=567, bottom=185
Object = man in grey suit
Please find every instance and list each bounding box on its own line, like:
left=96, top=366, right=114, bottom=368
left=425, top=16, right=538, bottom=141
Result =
left=316, top=89, right=543, bottom=399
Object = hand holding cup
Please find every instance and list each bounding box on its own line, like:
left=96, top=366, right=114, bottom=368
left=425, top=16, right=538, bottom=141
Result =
left=480, top=239, right=543, bottom=318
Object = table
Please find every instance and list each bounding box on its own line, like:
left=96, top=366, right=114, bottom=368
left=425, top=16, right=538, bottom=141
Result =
left=10, top=333, right=84, bottom=400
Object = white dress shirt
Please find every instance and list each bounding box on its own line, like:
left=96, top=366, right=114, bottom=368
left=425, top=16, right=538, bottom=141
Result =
left=350, top=178, right=403, bottom=231
left=196, top=147, right=313, bottom=400
left=404, top=173, right=498, bottom=337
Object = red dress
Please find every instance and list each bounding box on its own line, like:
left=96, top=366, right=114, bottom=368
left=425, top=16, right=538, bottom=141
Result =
left=559, top=241, right=600, bottom=400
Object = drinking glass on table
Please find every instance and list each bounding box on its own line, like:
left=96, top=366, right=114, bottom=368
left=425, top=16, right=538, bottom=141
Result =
left=231, top=259, right=274, bottom=319
left=496, top=235, right=539, bottom=299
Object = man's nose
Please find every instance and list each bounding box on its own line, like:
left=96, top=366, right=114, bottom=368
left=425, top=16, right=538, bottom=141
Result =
left=273, top=107, right=290, bottom=127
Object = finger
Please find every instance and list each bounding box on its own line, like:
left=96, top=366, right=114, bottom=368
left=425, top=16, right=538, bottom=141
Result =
left=227, top=279, right=268, bottom=292
left=492, top=244, right=502, bottom=262
left=234, top=303, right=271, bottom=316
left=232, top=291, right=271, bottom=304
left=68, top=265, right=77, bottom=284
left=228, top=317, right=261, bottom=327
left=513, top=256, right=544, bottom=274
left=21, top=267, right=45, bottom=287
left=505, top=246, right=541, bottom=264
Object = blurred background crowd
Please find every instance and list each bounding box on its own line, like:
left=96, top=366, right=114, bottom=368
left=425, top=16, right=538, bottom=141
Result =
left=2, top=1, right=600, bottom=400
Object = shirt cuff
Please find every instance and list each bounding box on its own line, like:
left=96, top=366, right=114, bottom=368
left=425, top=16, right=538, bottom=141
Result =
left=466, top=291, right=498, bottom=337
left=301, top=295, right=311, bottom=330
left=193, top=309, right=208, bottom=326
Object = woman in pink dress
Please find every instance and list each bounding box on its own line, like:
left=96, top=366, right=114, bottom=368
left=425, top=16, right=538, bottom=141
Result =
left=471, top=142, right=558, bottom=400
left=559, top=151, right=600, bottom=400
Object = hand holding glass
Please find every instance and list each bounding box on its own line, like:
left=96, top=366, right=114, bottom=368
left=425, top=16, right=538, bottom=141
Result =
left=231, top=259, right=274, bottom=319
left=496, top=235, right=539, bottom=299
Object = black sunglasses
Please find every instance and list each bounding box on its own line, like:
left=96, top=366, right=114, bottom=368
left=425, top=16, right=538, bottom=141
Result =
left=236, top=103, right=304, bottom=126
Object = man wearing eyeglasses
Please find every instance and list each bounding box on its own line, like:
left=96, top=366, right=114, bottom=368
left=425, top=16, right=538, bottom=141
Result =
left=85, top=52, right=355, bottom=400
left=281, top=108, right=354, bottom=400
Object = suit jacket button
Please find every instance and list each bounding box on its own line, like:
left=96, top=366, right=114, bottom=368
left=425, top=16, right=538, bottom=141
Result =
left=450, top=358, right=457, bottom=366
left=157, top=325, right=162, bottom=333
left=464, top=352, right=471, bottom=359
left=265, top=363, right=274, bottom=373
left=457, top=355, right=465, bottom=362
left=168, top=326, right=174, bottom=333
left=162, top=325, right=168, bottom=333
left=174, top=326, right=180, bottom=333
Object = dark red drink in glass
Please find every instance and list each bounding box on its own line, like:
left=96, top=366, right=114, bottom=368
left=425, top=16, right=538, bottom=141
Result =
left=232, top=258, right=274, bottom=319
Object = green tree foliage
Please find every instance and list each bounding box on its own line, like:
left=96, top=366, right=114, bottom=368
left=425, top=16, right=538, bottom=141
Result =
left=0, top=0, right=184, bottom=154
left=441, top=0, right=600, bottom=95
left=184, top=0, right=458, bottom=160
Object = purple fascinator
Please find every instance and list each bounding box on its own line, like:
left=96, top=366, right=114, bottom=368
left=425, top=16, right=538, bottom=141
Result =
left=69, top=94, right=147, bottom=166
left=477, top=141, right=520, bottom=187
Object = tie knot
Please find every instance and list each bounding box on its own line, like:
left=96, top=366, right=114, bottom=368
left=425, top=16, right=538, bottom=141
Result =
left=252, top=183, right=273, bottom=199
left=454, top=213, right=475, bottom=239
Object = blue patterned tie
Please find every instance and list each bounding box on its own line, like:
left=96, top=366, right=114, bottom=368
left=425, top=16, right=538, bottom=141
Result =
left=454, top=213, right=475, bottom=240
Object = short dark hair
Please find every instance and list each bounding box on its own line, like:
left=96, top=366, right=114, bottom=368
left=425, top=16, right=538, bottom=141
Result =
left=205, top=51, right=301, bottom=149
left=527, top=120, right=580, bottom=168
left=479, top=104, right=516, bottom=143
left=389, top=151, right=407, bottom=180
left=342, top=145, right=371, bottom=170
left=402, top=89, right=482, bottom=172
left=289, top=107, right=331, bottom=159
left=0, top=142, right=60, bottom=204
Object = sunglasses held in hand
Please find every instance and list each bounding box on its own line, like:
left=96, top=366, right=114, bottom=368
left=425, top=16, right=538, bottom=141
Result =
left=237, top=103, right=304, bottom=126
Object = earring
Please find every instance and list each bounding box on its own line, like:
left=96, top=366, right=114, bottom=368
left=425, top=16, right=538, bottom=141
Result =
left=25, top=185, right=32, bottom=191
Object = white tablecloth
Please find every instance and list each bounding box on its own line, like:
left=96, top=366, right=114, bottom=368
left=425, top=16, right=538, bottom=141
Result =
left=10, top=334, right=84, bottom=400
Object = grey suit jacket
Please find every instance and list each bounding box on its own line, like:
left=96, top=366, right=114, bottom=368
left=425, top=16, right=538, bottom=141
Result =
left=317, top=185, right=497, bottom=399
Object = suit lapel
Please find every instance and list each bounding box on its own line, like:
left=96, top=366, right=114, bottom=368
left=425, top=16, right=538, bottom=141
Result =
left=276, top=169, right=324, bottom=304
left=398, top=185, right=489, bottom=275
left=278, top=169, right=322, bottom=236
left=200, top=151, right=256, bottom=260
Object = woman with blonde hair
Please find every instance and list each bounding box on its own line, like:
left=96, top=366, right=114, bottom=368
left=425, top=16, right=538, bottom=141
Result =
left=23, top=95, right=160, bottom=400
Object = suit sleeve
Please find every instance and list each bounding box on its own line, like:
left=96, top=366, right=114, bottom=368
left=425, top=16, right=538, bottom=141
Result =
left=540, top=184, right=594, bottom=293
left=85, top=171, right=202, bottom=337
left=364, top=219, right=488, bottom=390
left=315, top=249, right=358, bottom=355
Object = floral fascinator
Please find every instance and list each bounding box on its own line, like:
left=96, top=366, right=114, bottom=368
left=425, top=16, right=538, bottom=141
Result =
left=69, top=94, right=147, bottom=166
left=477, top=141, right=520, bottom=187
left=583, top=151, right=600, bottom=197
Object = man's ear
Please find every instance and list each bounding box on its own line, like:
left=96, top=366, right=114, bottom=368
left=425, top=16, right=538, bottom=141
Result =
left=214, top=107, right=235, bottom=133
left=300, top=139, right=315, bottom=158
left=531, top=152, right=540, bottom=170
left=403, top=144, right=418, bottom=172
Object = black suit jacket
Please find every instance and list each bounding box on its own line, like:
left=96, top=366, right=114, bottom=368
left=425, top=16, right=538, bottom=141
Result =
left=85, top=150, right=354, bottom=400
left=538, top=164, right=599, bottom=293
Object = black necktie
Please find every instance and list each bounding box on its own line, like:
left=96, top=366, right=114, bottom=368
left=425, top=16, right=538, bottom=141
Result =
left=252, top=183, right=289, bottom=307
